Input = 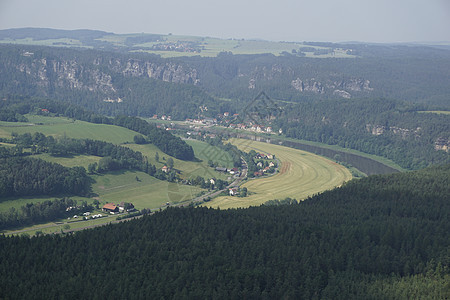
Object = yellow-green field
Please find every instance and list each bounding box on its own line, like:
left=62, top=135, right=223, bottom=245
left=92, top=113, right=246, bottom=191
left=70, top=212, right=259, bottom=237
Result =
left=205, top=139, right=352, bottom=209
left=418, top=110, right=450, bottom=115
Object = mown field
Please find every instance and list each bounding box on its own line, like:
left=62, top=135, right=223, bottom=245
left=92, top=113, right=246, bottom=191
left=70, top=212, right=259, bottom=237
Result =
left=206, top=138, right=352, bottom=209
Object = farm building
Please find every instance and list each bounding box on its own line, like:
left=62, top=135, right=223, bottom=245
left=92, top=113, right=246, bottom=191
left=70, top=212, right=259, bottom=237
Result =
left=229, top=188, right=239, bottom=196
left=102, top=203, right=119, bottom=213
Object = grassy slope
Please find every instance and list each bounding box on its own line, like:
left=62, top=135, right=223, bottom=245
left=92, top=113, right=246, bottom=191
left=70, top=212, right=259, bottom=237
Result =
left=91, top=170, right=204, bottom=208
left=206, top=138, right=352, bottom=209
left=0, top=116, right=232, bottom=209
left=125, top=139, right=234, bottom=181
left=0, top=115, right=136, bottom=144
left=33, top=153, right=102, bottom=169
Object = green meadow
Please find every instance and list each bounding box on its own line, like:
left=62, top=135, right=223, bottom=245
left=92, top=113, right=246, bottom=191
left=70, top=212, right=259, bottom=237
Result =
left=0, top=115, right=137, bottom=144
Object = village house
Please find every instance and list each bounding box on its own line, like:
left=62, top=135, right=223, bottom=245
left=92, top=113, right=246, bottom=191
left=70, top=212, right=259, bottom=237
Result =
left=254, top=171, right=263, bottom=177
left=102, top=203, right=119, bottom=213
left=161, top=165, right=169, bottom=173
left=210, top=178, right=216, bottom=185
left=118, top=202, right=136, bottom=212
left=229, top=188, right=239, bottom=196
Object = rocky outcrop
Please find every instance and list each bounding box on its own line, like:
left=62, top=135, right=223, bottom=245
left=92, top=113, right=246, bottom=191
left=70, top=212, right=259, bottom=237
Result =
left=366, top=124, right=422, bottom=139
left=16, top=58, right=116, bottom=94
left=291, top=78, right=324, bottom=94
left=14, top=55, right=199, bottom=96
left=330, top=78, right=373, bottom=92
left=366, top=124, right=386, bottom=136
left=333, top=89, right=351, bottom=99
left=291, top=77, right=372, bottom=97
left=119, top=59, right=199, bottom=84
left=435, top=137, right=449, bottom=152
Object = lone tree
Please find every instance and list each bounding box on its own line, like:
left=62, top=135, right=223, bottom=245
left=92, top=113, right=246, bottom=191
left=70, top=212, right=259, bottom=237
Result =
left=155, top=152, right=159, bottom=162
left=167, top=157, right=174, bottom=169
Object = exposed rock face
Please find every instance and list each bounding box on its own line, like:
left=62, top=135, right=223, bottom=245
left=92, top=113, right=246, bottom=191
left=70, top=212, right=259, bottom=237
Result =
left=14, top=56, right=199, bottom=97
left=331, top=78, right=373, bottom=92
left=248, top=78, right=256, bottom=89
left=366, top=124, right=422, bottom=139
left=291, top=78, right=324, bottom=94
left=366, top=124, right=386, bottom=136
left=435, top=137, right=449, bottom=152
left=291, top=77, right=372, bottom=97
left=17, top=58, right=116, bottom=94
left=333, top=89, right=351, bottom=99
left=120, top=59, right=199, bottom=84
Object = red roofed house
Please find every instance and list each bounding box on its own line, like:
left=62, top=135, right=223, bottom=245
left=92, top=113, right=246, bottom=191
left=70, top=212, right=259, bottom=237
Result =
left=102, top=203, right=119, bottom=213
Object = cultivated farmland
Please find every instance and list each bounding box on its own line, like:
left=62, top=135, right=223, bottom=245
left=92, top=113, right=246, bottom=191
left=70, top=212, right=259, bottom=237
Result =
left=206, top=138, right=352, bottom=209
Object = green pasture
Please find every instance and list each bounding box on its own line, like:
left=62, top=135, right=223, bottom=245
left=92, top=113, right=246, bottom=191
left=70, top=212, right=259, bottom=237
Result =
left=91, top=170, right=205, bottom=208
left=0, top=116, right=137, bottom=144
left=33, top=153, right=102, bottom=169
left=125, top=139, right=234, bottom=181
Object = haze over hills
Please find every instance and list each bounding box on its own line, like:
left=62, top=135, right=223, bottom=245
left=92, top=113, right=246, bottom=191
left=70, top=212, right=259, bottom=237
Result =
left=0, top=28, right=449, bottom=171
left=0, top=26, right=449, bottom=299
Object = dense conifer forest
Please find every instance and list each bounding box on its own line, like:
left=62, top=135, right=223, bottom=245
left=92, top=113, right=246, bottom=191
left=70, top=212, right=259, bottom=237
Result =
left=1, top=165, right=448, bottom=299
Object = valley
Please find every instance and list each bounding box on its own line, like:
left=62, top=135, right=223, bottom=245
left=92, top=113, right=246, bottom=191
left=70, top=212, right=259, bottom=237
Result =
left=0, top=27, right=448, bottom=299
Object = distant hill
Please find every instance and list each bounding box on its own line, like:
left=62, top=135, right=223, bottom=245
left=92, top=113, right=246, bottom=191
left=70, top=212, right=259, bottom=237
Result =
left=0, top=28, right=110, bottom=40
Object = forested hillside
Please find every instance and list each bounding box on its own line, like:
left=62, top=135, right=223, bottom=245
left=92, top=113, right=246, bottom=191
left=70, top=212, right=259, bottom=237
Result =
left=275, top=98, right=450, bottom=169
left=1, top=165, right=448, bottom=299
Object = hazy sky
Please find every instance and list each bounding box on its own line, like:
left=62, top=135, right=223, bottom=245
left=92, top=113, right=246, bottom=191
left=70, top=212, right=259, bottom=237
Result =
left=1, top=0, right=449, bottom=43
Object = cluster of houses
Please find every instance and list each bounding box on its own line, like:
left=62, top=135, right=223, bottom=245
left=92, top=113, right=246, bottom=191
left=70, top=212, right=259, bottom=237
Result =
left=151, top=41, right=201, bottom=53
left=152, top=114, right=172, bottom=121
left=185, top=112, right=282, bottom=135
left=253, top=153, right=277, bottom=177
left=102, top=202, right=136, bottom=214
left=215, top=166, right=240, bottom=176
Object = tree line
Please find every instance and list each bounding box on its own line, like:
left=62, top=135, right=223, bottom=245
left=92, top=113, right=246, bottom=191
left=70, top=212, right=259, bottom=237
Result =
left=0, top=157, right=91, bottom=198
left=0, top=197, right=91, bottom=230
left=0, top=164, right=448, bottom=298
